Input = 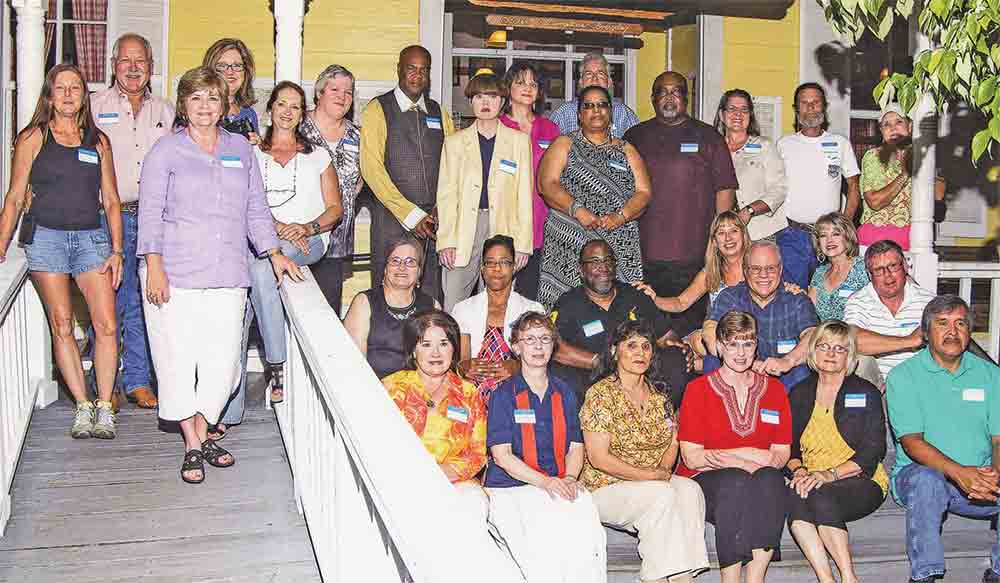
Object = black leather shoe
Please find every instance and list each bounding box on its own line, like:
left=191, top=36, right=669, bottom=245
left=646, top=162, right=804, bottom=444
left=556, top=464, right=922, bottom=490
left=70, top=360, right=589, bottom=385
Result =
left=983, top=569, right=1000, bottom=583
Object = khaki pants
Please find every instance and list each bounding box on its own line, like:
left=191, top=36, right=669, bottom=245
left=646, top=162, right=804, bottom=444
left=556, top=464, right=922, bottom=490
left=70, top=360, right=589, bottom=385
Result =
left=592, top=478, right=709, bottom=581
left=443, top=210, right=490, bottom=312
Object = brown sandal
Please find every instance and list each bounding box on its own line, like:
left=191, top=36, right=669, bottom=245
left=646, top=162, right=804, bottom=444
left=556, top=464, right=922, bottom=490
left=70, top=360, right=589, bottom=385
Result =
left=181, top=450, right=205, bottom=484
left=201, top=439, right=235, bottom=468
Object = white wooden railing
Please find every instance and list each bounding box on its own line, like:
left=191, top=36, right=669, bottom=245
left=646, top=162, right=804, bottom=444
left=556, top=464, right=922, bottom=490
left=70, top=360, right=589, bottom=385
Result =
left=276, top=269, right=523, bottom=583
left=0, top=247, right=56, bottom=535
left=938, top=261, right=1000, bottom=361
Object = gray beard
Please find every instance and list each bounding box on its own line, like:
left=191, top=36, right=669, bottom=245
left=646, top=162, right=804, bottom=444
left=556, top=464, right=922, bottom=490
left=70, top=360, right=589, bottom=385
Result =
left=798, top=113, right=824, bottom=129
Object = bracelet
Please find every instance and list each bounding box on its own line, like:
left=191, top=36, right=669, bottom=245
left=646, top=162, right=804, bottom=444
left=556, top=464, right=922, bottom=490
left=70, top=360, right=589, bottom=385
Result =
left=569, top=200, right=584, bottom=220
left=616, top=209, right=628, bottom=222
left=111, top=250, right=124, bottom=257
left=829, top=467, right=840, bottom=481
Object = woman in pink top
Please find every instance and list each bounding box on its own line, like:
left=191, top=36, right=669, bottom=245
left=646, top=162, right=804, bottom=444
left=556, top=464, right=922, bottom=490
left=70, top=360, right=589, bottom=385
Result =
left=501, top=63, right=560, bottom=302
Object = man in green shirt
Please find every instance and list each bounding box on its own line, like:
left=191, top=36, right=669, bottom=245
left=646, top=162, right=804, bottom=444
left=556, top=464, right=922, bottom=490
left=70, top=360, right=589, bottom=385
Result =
left=887, top=295, right=1000, bottom=583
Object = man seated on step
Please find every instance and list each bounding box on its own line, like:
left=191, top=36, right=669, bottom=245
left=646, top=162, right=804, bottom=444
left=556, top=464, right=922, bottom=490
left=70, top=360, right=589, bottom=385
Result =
left=843, top=239, right=934, bottom=390
left=887, top=295, right=1000, bottom=583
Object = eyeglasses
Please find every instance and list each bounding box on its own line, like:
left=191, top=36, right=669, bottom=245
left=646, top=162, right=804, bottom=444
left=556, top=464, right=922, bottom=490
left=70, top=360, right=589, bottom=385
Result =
left=483, top=259, right=514, bottom=270
left=520, top=335, right=554, bottom=347
left=388, top=257, right=419, bottom=269
left=869, top=261, right=905, bottom=278
left=214, top=62, right=245, bottom=73
left=580, top=101, right=611, bottom=111
left=653, top=88, right=685, bottom=99
left=581, top=257, right=615, bottom=267
left=725, top=106, right=751, bottom=114
left=721, top=340, right=757, bottom=351
left=816, top=343, right=849, bottom=354
left=581, top=71, right=609, bottom=81
left=748, top=265, right=780, bottom=276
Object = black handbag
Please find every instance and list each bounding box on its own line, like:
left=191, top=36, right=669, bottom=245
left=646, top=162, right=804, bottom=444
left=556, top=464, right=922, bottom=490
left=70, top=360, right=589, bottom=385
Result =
left=17, top=191, right=36, bottom=246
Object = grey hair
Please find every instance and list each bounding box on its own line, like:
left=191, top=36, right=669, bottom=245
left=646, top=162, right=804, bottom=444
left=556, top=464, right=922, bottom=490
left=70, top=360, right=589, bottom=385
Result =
left=578, top=52, right=612, bottom=95
left=921, top=294, right=972, bottom=336
left=314, top=64, right=356, bottom=105
left=746, top=239, right=783, bottom=265
left=109, top=33, right=154, bottom=88
left=864, top=239, right=906, bottom=271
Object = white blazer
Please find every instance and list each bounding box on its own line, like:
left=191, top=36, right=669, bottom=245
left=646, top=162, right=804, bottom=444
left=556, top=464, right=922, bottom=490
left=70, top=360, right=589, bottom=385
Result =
left=451, top=290, right=545, bottom=356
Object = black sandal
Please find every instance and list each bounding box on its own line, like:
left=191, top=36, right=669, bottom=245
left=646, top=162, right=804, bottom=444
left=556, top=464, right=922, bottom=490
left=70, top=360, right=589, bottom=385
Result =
left=201, top=439, right=235, bottom=468
left=207, top=423, right=228, bottom=441
left=181, top=449, right=205, bottom=484
left=268, top=363, right=285, bottom=404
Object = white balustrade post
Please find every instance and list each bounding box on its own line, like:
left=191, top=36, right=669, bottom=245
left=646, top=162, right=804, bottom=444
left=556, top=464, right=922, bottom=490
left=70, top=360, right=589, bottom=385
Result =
left=11, top=0, right=46, bottom=133
left=25, top=282, right=56, bottom=408
left=909, top=29, right=939, bottom=290
left=272, top=0, right=304, bottom=84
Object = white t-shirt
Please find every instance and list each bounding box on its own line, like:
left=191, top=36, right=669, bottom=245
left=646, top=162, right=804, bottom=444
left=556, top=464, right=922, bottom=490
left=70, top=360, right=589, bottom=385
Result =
left=777, top=131, right=859, bottom=223
left=255, top=146, right=333, bottom=249
left=843, top=279, right=936, bottom=378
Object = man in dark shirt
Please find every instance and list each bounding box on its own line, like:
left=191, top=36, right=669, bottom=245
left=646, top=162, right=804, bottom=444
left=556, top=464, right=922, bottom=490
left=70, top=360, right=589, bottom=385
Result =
left=624, top=71, right=738, bottom=337
left=550, top=240, right=689, bottom=408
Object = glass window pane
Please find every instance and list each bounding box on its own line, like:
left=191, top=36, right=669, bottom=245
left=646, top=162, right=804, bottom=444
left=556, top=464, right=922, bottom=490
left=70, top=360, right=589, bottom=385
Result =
left=453, top=12, right=489, bottom=49
left=575, top=44, right=623, bottom=56
left=63, top=0, right=108, bottom=22
left=451, top=56, right=507, bottom=128
left=58, top=23, right=106, bottom=83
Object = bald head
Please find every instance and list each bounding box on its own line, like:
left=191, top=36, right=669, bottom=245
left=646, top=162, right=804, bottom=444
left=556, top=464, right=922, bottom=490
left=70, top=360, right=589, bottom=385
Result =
left=397, top=45, right=432, bottom=101
left=652, top=71, right=689, bottom=125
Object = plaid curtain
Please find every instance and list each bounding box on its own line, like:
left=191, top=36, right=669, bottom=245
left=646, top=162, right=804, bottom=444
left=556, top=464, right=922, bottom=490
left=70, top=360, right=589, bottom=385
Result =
left=44, top=23, right=56, bottom=68
left=71, top=0, right=107, bottom=83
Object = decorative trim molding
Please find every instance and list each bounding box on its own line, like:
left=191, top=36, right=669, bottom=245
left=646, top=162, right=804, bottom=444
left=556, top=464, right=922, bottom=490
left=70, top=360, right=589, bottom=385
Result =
left=485, top=14, right=644, bottom=36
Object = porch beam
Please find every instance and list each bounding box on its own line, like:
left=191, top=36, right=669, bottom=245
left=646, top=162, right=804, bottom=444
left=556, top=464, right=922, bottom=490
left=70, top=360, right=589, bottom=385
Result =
left=11, top=0, right=46, bottom=132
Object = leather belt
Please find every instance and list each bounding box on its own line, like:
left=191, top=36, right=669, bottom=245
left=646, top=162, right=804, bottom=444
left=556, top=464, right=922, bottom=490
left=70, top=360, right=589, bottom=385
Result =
left=120, top=201, right=139, bottom=214
left=787, top=218, right=815, bottom=234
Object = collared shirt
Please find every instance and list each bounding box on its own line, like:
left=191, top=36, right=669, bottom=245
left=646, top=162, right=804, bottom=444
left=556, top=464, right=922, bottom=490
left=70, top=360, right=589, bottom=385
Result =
left=730, top=135, right=788, bottom=241
left=394, top=86, right=428, bottom=114
left=887, top=348, right=1000, bottom=500
left=777, top=131, right=860, bottom=224
left=547, top=98, right=639, bottom=139
left=843, top=280, right=935, bottom=378
left=484, top=373, right=583, bottom=488
left=709, top=282, right=818, bottom=360
left=90, top=86, right=174, bottom=203
left=137, top=129, right=280, bottom=289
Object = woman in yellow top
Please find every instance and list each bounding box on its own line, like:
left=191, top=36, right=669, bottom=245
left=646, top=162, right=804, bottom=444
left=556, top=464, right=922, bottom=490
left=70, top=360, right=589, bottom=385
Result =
left=785, top=320, right=888, bottom=583
left=382, top=309, right=489, bottom=521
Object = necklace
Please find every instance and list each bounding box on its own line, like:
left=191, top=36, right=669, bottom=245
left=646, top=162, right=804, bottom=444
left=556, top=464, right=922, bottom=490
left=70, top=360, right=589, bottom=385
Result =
left=384, top=292, right=418, bottom=321
left=424, top=376, right=449, bottom=408
left=582, top=132, right=611, bottom=147
left=263, top=154, right=298, bottom=208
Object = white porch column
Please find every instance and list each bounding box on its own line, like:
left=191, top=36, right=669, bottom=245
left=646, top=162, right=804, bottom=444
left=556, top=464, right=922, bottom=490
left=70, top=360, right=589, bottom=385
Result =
left=12, top=0, right=46, bottom=132
left=273, top=0, right=304, bottom=84
left=419, top=0, right=445, bottom=103
left=908, top=30, right=939, bottom=290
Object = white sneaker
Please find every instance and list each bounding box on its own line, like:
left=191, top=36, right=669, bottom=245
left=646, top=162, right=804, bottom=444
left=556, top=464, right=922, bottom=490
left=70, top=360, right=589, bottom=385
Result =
left=71, top=401, right=95, bottom=439
left=92, top=400, right=117, bottom=439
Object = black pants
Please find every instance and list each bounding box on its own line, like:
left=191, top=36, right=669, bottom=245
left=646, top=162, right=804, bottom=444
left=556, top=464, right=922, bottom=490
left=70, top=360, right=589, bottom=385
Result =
left=787, top=476, right=884, bottom=531
left=695, top=467, right=787, bottom=569
left=513, top=250, right=542, bottom=302
left=657, top=345, right=693, bottom=411
left=643, top=259, right=707, bottom=338
left=311, top=255, right=346, bottom=315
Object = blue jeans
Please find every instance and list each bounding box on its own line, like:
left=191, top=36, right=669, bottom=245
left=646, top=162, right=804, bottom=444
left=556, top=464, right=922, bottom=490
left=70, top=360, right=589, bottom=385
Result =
left=703, top=354, right=810, bottom=391
left=776, top=227, right=816, bottom=289
left=895, top=463, right=1000, bottom=580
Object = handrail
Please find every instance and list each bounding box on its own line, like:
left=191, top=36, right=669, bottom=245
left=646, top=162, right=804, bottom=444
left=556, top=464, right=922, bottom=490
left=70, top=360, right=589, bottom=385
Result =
left=278, top=270, right=523, bottom=583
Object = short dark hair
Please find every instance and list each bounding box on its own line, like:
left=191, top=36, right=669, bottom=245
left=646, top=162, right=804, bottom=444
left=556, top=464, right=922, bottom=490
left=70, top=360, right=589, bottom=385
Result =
left=921, top=294, right=972, bottom=337
left=793, top=82, right=829, bottom=132
left=592, top=320, right=673, bottom=410
left=577, top=85, right=612, bottom=113
left=503, top=62, right=545, bottom=115
left=402, top=309, right=462, bottom=372
left=384, top=235, right=425, bottom=268
left=864, top=239, right=906, bottom=272
left=579, top=239, right=614, bottom=263
left=714, top=88, right=761, bottom=137
left=482, top=234, right=514, bottom=260
left=465, top=72, right=504, bottom=100
left=260, top=81, right=314, bottom=154
left=509, top=311, right=560, bottom=349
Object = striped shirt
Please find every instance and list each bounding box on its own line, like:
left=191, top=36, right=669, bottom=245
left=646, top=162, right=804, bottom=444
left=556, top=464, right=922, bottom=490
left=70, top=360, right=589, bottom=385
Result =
left=843, top=280, right=935, bottom=378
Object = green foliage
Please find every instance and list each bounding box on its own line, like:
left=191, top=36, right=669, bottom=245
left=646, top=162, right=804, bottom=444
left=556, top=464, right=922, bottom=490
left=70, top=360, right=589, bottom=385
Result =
left=817, top=0, right=1000, bottom=161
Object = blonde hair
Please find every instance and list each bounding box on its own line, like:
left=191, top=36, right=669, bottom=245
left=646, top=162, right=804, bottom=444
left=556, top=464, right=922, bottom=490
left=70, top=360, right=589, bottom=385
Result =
left=806, top=320, right=858, bottom=373
left=173, top=67, right=229, bottom=128
left=705, top=211, right=751, bottom=294
left=813, top=212, right=859, bottom=262
left=202, top=38, right=256, bottom=108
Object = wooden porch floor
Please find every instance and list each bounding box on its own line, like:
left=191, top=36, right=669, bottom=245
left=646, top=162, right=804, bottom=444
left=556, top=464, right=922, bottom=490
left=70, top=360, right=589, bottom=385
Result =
left=0, top=399, right=320, bottom=583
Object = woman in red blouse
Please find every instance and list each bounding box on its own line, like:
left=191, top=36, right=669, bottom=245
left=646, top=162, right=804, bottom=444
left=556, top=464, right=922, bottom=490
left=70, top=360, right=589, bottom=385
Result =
left=678, top=311, right=791, bottom=583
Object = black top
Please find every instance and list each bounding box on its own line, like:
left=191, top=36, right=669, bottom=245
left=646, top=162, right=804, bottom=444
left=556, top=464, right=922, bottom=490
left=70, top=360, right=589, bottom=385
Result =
left=478, top=132, right=495, bottom=209
left=364, top=285, right=435, bottom=380
left=29, top=129, right=102, bottom=231
left=788, top=373, right=887, bottom=478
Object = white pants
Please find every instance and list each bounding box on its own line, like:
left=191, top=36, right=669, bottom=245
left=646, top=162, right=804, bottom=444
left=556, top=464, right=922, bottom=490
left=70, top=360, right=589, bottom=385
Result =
left=487, top=485, right=607, bottom=583
left=455, top=480, right=490, bottom=525
left=592, top=478, right=709, bottom=582
left=142, top=281, right=247, bottom=424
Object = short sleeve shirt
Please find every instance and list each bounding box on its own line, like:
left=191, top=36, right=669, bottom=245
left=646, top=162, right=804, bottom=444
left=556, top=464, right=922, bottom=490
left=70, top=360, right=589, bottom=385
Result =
left=777, top=131, right=860, bottom=224
left=578, top=376, right=676, bottom=490
left=709, top=283, right=819, bottom=360
left=860, top=148, right=911, bottom=228
left=887, top=349, right=1000, bottom=499
left=843, top=280, right=935, bottom=378
left=810, top=256, right=870, bottom=321
left=484, top=374, right=583, bottom=488
left=625, top=117, right=739, bottom=263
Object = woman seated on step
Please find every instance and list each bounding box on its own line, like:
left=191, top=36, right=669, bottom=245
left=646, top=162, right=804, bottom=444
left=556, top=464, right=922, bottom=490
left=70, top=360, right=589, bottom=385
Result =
left=580, top=320, right=709, bottom=583
left=382, top=309, right=488, bottom=521
left=785, top=320, right=887, bottom=583
left=485, top=311, right=606, bottom=583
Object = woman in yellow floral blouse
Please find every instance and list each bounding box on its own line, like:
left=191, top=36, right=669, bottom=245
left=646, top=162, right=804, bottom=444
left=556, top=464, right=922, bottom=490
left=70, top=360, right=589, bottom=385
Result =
left=382, top=309, right=489, bottom=521
left=580, top=320, right=708, bottom=583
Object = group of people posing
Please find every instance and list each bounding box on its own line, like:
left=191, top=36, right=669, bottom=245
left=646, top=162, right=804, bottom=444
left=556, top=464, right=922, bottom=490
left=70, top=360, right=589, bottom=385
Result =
left=0, top=32, right=992, bottom=583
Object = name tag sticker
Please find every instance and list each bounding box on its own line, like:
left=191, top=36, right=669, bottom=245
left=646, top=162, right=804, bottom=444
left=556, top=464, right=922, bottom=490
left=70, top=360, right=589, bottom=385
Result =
left=963, top=388, right=986, bottom=402
left=821, top=141, right=839, bottom=150
left=608, top=160, right=628, bottom=172
left=77, top=148, right=99, bottom=164
left=838, top=288, right=854, bottom=299
left=342, top=140, right=359, bottom=153
left=538, top=140, right=551, bottom=150
left=776, top=339, right=796, bottom=354
left=446, top=405, right=469, bottom=423
left=743, top=142, right=762, bottom=153
left=761, top=409, right=781, bottom=425
left=514, top=409, right=536, bottom=424
left=499, top=159, right=517, bottom=174
left=680, top=142, right=699, bottom=153
left=220, top=155, right=244, bottom=168
left=97, top=112, right=119, bottom=125
left=845, top=393, right=867, bottom=408
left=426, top=116, right=442, bottom=130
left=582, top=320, right=605, bottom=338
left=898, top=320, right=920, bottom=329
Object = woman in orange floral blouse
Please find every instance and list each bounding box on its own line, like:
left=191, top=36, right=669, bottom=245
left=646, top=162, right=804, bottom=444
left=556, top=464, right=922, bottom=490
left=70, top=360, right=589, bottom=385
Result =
left=382, top=309, right=489, bottom=521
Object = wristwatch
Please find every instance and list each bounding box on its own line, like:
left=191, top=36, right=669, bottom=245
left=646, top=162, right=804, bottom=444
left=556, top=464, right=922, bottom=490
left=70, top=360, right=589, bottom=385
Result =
left=744, top=205, right=756, bottom=217
left=310, top=221, right=321, bottom=235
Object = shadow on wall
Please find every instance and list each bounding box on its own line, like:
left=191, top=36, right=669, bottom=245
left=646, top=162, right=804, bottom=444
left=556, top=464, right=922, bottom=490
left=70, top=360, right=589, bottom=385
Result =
left=813, top=41, right=852, bottom=98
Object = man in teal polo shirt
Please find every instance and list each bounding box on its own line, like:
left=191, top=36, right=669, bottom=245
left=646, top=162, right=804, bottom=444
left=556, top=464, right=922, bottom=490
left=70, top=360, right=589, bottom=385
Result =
left=887, top=295, right=1000, bottom=583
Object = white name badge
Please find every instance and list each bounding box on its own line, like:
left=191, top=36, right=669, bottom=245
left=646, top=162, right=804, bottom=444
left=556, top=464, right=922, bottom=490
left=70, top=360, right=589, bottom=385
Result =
left=761, top=409, right=780, bottom=425
left=963, top=388, right=986, bottom=402
left=499, top=159, right=517, bottom=174
left=898, top=320, right=920, bottom=330
left=220, top=155, right=244, bottom=169
left=425, top=116, right=442, bottom=130
left=97, top=112, right=120, bottom=125
left=608, top=160, right=628, bottom=172
left=538, top=140, right=552, bottom=150
left=845, top=393, right=867, bottom=408
left=514, top=408, right=536, bottom=424
left=776, top=339, right=796, bottom=354
left=77, top=148, right=99, bottom=165
left=838, top=288, right=855, bottom=299
left=821, top=141, right=839, bottom=152
left=743, top=143, right=762, bottom=153
left=582, top=319, right=605, bottom=338
left=680, top=142, right=699, bottom=153
left=342, top=140, right=359, bottom=153
left=446, top=405, right=469, bottom=423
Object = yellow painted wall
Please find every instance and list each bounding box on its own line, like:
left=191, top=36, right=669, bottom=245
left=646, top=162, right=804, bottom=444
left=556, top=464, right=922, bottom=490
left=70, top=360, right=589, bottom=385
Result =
left=635, top=32, right=665, bottom=121
left=722, top=1, right=800, bottom=134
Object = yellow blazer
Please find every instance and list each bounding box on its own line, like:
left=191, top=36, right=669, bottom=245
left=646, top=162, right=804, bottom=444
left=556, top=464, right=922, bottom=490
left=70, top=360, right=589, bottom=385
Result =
left=436, top=122, right=533, bottom=268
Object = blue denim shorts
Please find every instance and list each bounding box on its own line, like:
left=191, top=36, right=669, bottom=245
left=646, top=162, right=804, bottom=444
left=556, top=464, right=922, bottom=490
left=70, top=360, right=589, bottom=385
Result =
left=24, top=225, right=111, bottom=276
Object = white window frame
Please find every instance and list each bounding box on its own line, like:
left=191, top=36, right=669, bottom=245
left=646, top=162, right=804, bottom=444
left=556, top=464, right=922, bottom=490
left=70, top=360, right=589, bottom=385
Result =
left=45, top=0, right=115, bottom=91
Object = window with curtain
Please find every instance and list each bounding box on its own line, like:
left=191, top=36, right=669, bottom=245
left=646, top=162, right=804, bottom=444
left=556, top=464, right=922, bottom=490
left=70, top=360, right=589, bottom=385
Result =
left=45, top=0, right=109, bottom=85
